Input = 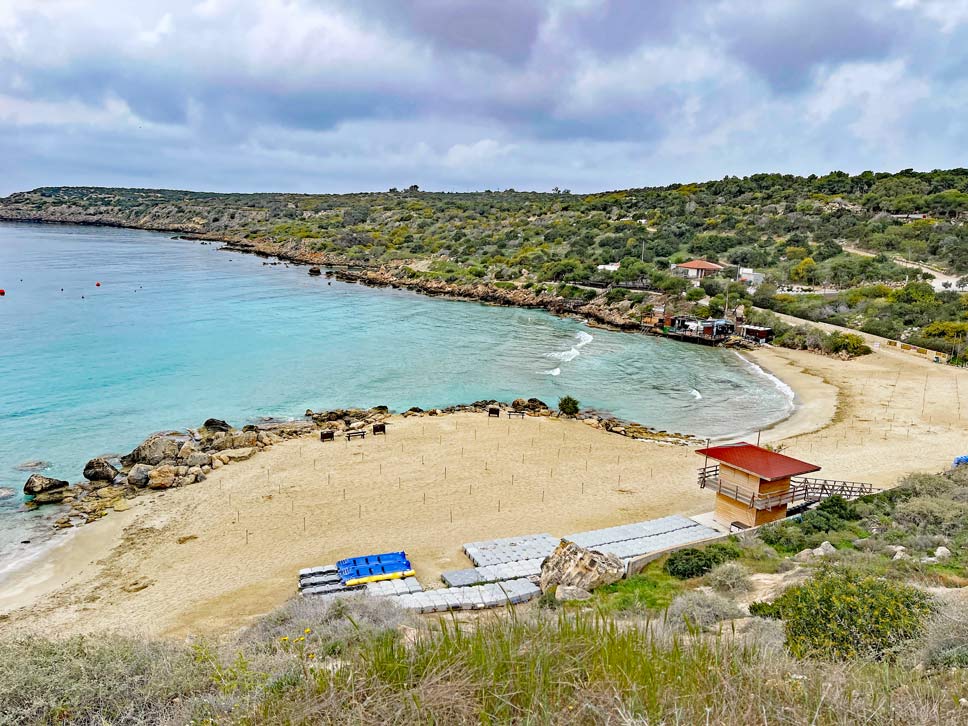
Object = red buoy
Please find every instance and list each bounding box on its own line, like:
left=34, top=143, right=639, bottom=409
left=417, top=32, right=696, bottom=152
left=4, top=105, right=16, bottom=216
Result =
left=0, top=289, right=5, bottom=296
left=95, top=282, right=101, bottom=287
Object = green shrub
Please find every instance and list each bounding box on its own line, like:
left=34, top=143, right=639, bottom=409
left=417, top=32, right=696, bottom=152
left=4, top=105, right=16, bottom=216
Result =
left=666, top=591, right=742, bottom=630
left=558, top=395, right=580, bottom=416
left=664, top=541, right=741, bottom=579
left=749, top=567, right=934, bottom=661
left=706, top=562, right=752, bottom=594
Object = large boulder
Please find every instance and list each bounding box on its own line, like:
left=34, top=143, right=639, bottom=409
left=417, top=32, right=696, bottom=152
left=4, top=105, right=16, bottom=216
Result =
left=24, top=474, right=69, bottom=495
left=123, top=434, right=181, bottom=466
left=23, top=474, right=70, bottom=504
left=147, top=465, right=177, bottom=490
left=83, top=457, right=119, bottom=483
left=220, top=447, right=256, bottom=462
left=208, top=431, right=259, bottom=452
left=511, top=397, right=549, bottom=413
left=127, top=463, right=153, bottom=488
left=185, top=452, right=212, bottom=468
left=202, top=418, right=232, bottom=433
left=539, top=540, right=625, bottom=593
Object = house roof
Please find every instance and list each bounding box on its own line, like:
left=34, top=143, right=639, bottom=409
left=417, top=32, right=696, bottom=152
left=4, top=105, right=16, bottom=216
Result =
left=696, top=442, right=821, bottom=481
left=676, top=259, right=724, bottom=271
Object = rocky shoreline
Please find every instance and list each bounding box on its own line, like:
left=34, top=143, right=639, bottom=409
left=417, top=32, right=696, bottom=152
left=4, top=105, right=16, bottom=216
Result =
left=21, top=399, right=698, bottom=532
left=217, top=238, right=649, bottom=331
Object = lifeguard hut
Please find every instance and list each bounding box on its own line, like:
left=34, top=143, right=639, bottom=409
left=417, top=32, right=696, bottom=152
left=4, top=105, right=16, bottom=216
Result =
left=696, top=442, right=822, bottom=528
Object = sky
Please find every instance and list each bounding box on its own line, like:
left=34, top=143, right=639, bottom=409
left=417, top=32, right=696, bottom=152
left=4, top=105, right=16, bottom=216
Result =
left=1, top=0, right=967, bottom=195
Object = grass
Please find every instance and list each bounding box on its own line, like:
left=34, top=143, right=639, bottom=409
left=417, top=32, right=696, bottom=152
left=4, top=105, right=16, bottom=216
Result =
left=3, top=603, right=967, bottom=724
left=587, top=560, right=684, bottom=613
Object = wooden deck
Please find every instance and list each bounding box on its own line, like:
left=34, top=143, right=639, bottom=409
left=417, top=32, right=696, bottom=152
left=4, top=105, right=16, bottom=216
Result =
left=698, top=465, right=876, bottom=510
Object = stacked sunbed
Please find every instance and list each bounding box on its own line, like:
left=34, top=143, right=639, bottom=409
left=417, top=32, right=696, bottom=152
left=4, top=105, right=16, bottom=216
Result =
left=440, top=515, right=718, bottom=588
left=299, top=551, right=422, bottom=599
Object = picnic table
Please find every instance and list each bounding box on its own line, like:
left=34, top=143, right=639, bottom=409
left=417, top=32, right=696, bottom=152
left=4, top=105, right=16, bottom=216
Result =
left=346, top=430, right=366, bottom=441
left=507, top=411, right=525, bottom=419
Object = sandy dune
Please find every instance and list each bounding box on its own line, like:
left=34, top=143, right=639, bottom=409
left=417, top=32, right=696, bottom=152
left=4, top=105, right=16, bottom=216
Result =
left=0, top=342, right=964, bottom=639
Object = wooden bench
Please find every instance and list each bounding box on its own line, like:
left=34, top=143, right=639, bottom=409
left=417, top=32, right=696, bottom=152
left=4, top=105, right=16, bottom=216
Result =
left=487, top=407, right=501, bottom=417
left=372, top=423, right=387, bottom=435
left=320, top=430, right=335, bottom=442
left=729, top=520, right=751, bottom=532
left=346, top=430, right=366, bottom=441
left=507, top=411, right=526, bottom=419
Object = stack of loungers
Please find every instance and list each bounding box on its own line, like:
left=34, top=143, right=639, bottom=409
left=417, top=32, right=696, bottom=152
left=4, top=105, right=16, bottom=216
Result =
left=297, top=516, right=719, bottom=613
left=440, top=515, right=718, bottom=588
left=395, top=578, right=540, bottom=613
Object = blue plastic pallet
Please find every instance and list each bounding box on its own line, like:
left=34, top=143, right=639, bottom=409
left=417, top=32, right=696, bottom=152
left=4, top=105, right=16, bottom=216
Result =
left=339, top=560, right=413, bottom=582
left=336, top=551, right=409, bottom=570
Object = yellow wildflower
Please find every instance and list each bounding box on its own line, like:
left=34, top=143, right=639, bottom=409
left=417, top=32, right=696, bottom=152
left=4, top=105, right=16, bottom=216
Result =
left=304, top=628, right=312, bottom=634
left=280, top=636, right=289, bottom=642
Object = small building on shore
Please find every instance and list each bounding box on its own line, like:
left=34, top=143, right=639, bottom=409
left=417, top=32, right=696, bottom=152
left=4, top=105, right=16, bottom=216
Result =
left=671, top=259, right=724, bottom=285
left=696, top=443, right=821, bottom=528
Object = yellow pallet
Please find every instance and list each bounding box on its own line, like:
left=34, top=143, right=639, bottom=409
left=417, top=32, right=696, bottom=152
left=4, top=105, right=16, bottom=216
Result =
left=344, top=569, right=415, bottom=587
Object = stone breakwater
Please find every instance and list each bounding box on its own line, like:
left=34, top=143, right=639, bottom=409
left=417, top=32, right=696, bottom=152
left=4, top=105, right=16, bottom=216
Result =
left=21, top=399, right=697, bottom=532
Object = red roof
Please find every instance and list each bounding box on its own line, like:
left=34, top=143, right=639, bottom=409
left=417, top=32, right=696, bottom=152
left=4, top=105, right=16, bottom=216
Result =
left=696, top=443, right=820, bottom=481
left=676, top=259, right=724, bottom=271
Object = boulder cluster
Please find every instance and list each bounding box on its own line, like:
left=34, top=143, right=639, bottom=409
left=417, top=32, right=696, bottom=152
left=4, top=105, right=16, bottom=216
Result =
left=24, top=408, right=389, bottom=529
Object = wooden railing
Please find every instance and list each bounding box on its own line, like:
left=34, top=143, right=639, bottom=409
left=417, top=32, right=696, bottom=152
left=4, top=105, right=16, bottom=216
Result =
left=698, top=465, right=877, bottom=510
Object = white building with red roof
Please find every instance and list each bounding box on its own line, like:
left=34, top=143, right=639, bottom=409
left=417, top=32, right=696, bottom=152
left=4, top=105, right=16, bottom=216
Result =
left=670, top=259, right=724, bottom=284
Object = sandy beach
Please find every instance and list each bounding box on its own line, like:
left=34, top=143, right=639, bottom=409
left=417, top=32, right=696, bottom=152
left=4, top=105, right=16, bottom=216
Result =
left=1, top=342, right=964, bottom=640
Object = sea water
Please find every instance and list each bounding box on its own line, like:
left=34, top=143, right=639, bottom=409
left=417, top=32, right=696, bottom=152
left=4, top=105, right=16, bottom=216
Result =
left=0, top=222, right=792, bottom=563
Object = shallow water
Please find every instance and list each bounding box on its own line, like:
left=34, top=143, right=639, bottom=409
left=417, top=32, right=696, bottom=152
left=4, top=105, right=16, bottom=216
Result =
left=0, top=222, right=792, bottom=560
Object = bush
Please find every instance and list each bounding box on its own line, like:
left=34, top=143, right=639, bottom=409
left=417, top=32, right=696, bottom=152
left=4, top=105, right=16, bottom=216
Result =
left=706, top=562, right=752, bottom=594
left=664, top=541, right=741, bottom=579
left=0, top=636, right=208, bottom=725
left=918, top=601, right=968, bottom=667
left=558, top=395, right=580, bottom=416
left=666, top=591, right=741, bottom=630
left=749, top=567, right=934, bottom=661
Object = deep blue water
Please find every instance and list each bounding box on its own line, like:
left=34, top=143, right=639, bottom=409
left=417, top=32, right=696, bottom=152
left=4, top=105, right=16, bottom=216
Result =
left=0, top=222, right=792, bottom=560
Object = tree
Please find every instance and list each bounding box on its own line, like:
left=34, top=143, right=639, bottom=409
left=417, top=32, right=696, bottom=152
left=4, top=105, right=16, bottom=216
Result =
left=558, top=395, right=579, bottom=416
left=789, top=257, right=817, bottom=283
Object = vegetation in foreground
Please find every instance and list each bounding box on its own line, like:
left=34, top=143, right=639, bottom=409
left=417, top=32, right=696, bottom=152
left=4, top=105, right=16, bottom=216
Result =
left=2, top=469, right=967, bottom=724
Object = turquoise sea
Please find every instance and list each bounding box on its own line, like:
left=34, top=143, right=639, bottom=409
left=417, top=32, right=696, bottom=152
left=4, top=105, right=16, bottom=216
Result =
left=0, top=222, right=793, bottom=566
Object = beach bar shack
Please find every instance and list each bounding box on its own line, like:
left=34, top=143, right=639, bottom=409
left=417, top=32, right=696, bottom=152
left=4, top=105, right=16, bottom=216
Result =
left=696, top=443, right=821, bottom=528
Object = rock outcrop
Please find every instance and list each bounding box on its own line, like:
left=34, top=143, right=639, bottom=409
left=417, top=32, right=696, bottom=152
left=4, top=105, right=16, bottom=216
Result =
left=126, top=463, right=153, bottom=488
left=539, top=540, right=625, bottom=593
left=123, top=433, right=182, bottom=466
left=23, top=474, right=71, bottom=504
left=83, top=457, right=119, bottom=483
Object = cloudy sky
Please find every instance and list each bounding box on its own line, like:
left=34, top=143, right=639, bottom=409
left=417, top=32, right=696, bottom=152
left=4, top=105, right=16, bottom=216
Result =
left=1, top=0, right=967, bottom=195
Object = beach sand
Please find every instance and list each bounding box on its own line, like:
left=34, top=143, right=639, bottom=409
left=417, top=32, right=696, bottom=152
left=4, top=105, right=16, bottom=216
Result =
left=1, top=343, right=964, bottom=640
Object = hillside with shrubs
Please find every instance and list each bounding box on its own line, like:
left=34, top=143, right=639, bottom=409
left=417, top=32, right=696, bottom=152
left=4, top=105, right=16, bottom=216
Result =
left=3, top=168, right=968, bottom=360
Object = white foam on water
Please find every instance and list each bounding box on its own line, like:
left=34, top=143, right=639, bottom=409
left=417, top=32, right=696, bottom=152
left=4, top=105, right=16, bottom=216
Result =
left=541, top=368, right=561, bottom=376
left=575, top=331, right=593, bottom=348
left=690, top=388, right=703, bottom=400
left=733, top=352, right=796, bottom=411
left=545, top=348, right=580, bottom=363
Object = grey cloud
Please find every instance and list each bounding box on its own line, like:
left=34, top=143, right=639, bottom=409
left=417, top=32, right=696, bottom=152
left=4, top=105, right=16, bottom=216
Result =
left=713, top=1, right=898, bottom=92
left=0, top=0, right=966, bottom=196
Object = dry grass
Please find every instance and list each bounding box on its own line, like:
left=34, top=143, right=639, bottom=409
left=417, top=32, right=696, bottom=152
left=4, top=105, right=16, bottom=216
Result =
left=3, top=598, right=966, bottom=725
